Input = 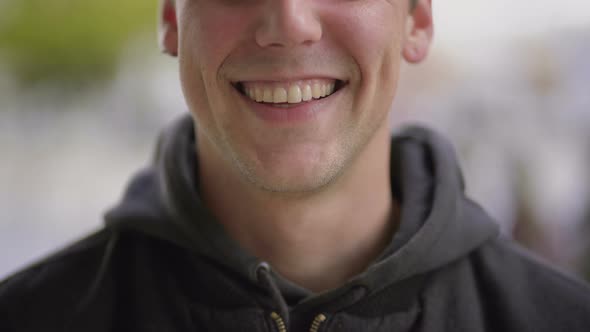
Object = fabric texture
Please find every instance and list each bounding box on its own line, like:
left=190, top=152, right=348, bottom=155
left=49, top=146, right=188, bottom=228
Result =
left=2, top=113, right=590, bottom=331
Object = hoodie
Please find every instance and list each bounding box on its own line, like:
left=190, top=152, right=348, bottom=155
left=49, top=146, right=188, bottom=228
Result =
left=1, top=113, right=589, bottom=332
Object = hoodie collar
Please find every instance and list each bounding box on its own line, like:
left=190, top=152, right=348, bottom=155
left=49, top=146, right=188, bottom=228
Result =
left=105, top=113, right=499, bottom=303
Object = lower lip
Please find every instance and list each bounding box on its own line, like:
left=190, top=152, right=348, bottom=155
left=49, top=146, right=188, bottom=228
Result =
left=235, top=87, right=342, bottom=124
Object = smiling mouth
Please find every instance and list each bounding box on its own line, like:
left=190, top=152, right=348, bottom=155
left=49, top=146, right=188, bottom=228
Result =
left=233, top=79, right=346, bottom=105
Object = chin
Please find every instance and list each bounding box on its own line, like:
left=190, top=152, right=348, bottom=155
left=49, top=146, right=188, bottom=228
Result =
left=236, top=155, right=342, bottom=195
left=248, top=174, right=337, bottom=195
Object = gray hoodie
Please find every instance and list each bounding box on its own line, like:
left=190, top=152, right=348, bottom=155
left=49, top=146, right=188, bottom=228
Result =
left=1, top=113, right=589, bottom=331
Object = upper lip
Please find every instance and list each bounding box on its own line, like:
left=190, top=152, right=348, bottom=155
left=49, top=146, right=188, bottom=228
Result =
left=230, top=74, right=348, bottom=84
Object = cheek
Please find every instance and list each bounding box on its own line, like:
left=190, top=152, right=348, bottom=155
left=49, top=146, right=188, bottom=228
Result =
left=179, top=4, right=254, bottom=75
left=320, top=1, right=406, bottom=130
left=177, top=4, right=254, bottom=120
left=323, top=2, right=405, bottom=80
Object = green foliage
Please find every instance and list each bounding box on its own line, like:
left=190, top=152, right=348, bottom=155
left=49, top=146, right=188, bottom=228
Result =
left=0, top=0, right=158, bottom=85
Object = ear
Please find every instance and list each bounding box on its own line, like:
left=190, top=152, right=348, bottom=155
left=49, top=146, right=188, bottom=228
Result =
left=402, top=0, right=433, bottom=64
left=159, top=0, right=178, bottom=57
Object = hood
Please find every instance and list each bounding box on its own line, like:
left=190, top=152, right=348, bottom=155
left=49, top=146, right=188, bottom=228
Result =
left=105, top=113, right=499, bottom=304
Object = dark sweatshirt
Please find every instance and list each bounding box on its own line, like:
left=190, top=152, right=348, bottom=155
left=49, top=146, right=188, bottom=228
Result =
left=1, top=114, right=590, bottom=331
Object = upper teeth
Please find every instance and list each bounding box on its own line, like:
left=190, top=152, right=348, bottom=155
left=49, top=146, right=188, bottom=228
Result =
left=241, top=80, right=337, bottom=104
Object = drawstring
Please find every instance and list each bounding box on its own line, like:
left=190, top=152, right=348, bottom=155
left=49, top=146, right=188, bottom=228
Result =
left=256, top=263, right=370, bottom=331
left=256, top=262, right=290, bottom=329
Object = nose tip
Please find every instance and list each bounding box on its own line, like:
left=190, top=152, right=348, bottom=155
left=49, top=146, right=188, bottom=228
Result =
left=255, top=0, right=322, bottom=48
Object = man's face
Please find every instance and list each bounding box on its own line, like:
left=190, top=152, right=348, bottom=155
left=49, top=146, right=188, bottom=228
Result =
left=167, top=0, right=431, bottom=193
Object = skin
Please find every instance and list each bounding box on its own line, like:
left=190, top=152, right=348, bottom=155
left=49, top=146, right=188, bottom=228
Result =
left=159, top=0, right=433, bottom=292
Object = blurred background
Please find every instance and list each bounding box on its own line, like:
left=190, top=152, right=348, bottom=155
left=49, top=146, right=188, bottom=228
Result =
left=1, top=0, right=589, bottom=280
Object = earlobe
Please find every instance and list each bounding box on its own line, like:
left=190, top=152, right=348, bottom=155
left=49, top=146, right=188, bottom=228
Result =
left=159, top=0, right=179, bottom=57
left=402, top=30, right=431, bottom=63
left=402, top=0, right=433, bottom=64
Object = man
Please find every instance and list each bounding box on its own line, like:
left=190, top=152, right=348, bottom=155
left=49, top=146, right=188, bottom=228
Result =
left=1, top=0, right=589, bottom=331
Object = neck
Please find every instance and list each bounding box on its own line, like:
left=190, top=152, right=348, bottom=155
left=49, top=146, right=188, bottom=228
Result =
left=197, top=124, right=397, bottom=293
